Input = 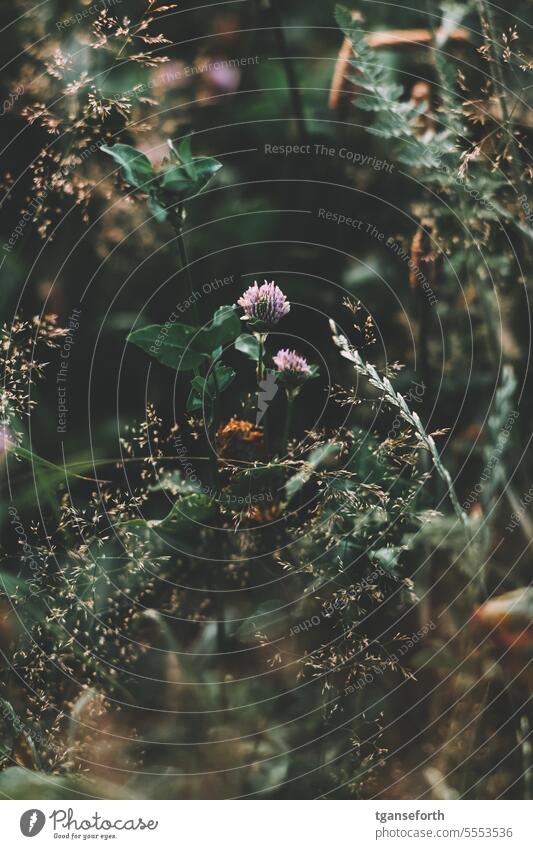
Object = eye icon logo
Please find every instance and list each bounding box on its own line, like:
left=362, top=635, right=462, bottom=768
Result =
left=20, top=809, right=46, bottom=837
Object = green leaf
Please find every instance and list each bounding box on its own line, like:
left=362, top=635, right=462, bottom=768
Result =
left=191, top=374, right=209, bottom=396
left=201, top=305, right=241, bottom=351
left=334, top=4, right=353, bottom=31
left=190, top=156, right=222, bottom=185
left=167, top=135, right=194, bottom=172
left=212, top=362, right=235, bottom=392
left=148, top=195, right=168, bottom=223
left=178, top=136, right=197, bottom=179
left=160, top=164, right=195, bottom=195
left=159, top=156, right=222, bottom=203
left=104, top=139, right=222, bottom=213
left=187, top=362, right=235, bottom=413
left=128, top=323, right=205, bottom=371
left=177, top=135, right=193, bottom=165
left=166, top=135, right=193, bottom=166
left=120, top=494, right=218, bottom=542
left=235, top=333, right=260, bottom=362
left=186, top=387, right=203, bottom=413
left=129, top=309, right=240, bottom=373
left=101, top=143, right=155, bottom=191
left=157, top=493, right=217, bottom=534
left=0, top=570, right=30, bottom=597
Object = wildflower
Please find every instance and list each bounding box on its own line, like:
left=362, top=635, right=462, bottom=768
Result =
left=216, top=418, right=265, bottom=460
left=238, top=281, right=290, bottom=327
left=273, top=349, right=311, bottom=383
left=273, top=350, right=317, bottom=455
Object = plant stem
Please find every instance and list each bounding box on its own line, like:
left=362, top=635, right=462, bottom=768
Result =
left=269, top=0, right=307, bottom=142
left=256, top=332, right=265, bottom=384
left=476, top=0, right=524, bottom=192
left=282, top=391, right=294, bottom=455
left=255, top=333, right=270, bottom=445
left=171, top=207, right=199, bottom=326
left=209, top=367, right=220, bottom=489
left=330, top=327, right=471, bottom=537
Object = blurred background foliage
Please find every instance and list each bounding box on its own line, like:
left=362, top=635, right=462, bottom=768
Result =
left=0, top=0, right=532, bottom=799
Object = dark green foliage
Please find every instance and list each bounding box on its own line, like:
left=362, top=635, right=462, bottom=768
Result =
left=102, top=136, right=222, bottom=222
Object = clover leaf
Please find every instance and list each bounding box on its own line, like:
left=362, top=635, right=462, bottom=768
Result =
left=102, top=136, right=222, bottom=221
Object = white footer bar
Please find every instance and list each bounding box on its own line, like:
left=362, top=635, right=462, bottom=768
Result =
left=4, top=799, right=530, bottom=848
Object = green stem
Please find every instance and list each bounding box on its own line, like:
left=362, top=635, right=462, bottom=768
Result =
left=256, top=333, right=266, bottom=384
left=171, top=207, right=199, bottom=326
left=282, top=391, right=294, bottom=456
left=14, top=444, right=108, bottom=484
left=269, top=0, right=307, bottom=142
left=209, top=367, right=220, bottom=489
left=332, top=336, right=471, bottom=539
left=255, top=333, right=270, bottom=445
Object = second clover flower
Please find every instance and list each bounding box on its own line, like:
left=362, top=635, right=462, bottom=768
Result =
left=273, top=349, right=311, bottom=382
left=273, top=348, right=318, bottom=393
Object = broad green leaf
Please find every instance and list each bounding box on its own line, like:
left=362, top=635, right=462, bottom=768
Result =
left=104, top=139, right=222, bottom=213
left=211, top=361, right=235, bottom=393
left=101, top=143, right=155, bottom=191
left=129, top=310, right=239, bottom=373
left=166, top=135, right=194, bottom=170
left=119, top=494, right=217, bottom=542
left=190, top=156, right=222, bottom=185
left=210, top=304, right=238, bottom=329
left=187, top=387, right=204, bottom=413
left=159, top=164, right=195, bottom=195
left=187, top=375, right=213, bottom=414
left=177, top=135, right=193, bottom=165
left=148, top=195, right=168, bottom=223
left=235, top=333, right=260, bottom=362
left=0, top=570, right=30, bottom=597
left=201, top=305, right=241, bottom=351
left=334, top=3, right=353, bottom=31
left=191, top=375, right=209, bottom=396
left=128, top=323, right=204, bottom=371
left=157, top=493, right=217, bottom=533
left=187, top=362, right=235, bottom=413
left=178, top=135, right=196, bottom=178
left=160, top=157, right=222, bottom=203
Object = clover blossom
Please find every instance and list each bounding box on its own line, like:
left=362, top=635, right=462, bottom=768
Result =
left=273, top=349, right=311, bottom=379
left=238, top=281, right=290, bottom=327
